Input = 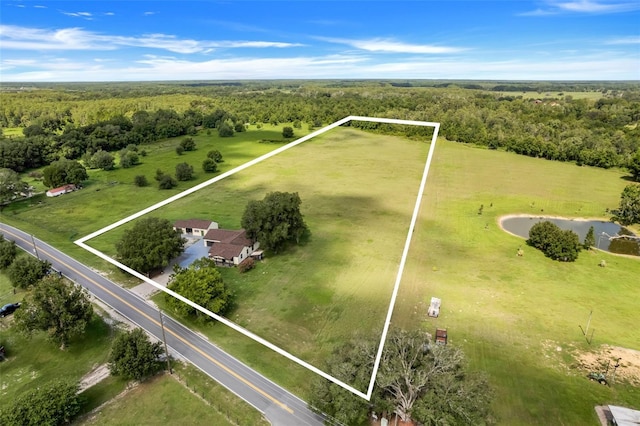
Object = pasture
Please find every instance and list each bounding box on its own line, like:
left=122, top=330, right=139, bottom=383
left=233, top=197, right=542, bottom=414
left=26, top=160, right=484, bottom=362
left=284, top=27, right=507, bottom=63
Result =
left=3, top=124, right=639, bottom=424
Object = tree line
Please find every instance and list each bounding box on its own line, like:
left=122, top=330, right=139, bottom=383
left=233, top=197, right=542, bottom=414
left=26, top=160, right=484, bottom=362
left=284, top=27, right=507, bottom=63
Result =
left=1, top=82, right=639, bottom=178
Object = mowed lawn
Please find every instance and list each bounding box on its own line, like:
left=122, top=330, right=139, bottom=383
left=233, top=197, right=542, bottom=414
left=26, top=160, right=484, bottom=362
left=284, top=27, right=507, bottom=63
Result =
left=93, top=126, right=430, bottom=366
left=393, top=140, right=640, bottom=424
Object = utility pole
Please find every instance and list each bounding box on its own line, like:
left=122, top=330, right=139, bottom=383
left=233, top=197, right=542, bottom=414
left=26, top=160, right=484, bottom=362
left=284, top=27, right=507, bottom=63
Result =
left=159, top=309, right=172, bottom=374
left=30, top=234, right=40, bottom=260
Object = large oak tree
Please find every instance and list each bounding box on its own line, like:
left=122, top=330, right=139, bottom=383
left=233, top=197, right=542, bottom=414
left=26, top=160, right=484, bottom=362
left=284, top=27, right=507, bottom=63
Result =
left=116, top=217, right=185, bottom=275
left=241, top=191, right=309, bottom=252
left=14, top=275, right=93, bottom=350
left=309, top=329, right=493, bottom=425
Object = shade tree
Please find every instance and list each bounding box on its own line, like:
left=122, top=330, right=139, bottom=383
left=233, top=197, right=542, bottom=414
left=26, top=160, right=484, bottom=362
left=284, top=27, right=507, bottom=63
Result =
left=115, top=217, right=185, bottom=275
left=14, top=275, right=93, bottom=349
left=241, top=191, right=309, bottom=253
left=611, top=184, right=640, bottom=226
left=7, top=256, right=50, bottom=289
left=165, top=258, right=231, bottom=322
left=108, top=328, right=164, bottom=380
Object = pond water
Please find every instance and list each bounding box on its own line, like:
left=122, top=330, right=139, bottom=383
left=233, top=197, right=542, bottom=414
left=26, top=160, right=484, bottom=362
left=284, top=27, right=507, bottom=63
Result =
left=500, top=216, right=640, bottom=256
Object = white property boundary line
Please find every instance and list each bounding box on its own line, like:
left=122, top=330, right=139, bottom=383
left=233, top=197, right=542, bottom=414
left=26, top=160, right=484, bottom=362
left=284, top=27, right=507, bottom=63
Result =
left=75, top=116, right=440, bottom=401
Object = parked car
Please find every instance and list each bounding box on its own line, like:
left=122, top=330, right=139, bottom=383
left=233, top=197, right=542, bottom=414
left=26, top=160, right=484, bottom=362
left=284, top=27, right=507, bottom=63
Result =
left=0, top=303, right=21, bottom=317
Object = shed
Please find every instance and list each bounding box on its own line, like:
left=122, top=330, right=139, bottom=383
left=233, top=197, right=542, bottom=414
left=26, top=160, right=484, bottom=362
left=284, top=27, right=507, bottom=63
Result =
left=435, top=328, right=448, bottom=345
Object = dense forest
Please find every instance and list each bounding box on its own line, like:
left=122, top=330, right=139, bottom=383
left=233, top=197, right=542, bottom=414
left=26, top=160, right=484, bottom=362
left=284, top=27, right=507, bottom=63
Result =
left=1, top=80, right=639, bottom=177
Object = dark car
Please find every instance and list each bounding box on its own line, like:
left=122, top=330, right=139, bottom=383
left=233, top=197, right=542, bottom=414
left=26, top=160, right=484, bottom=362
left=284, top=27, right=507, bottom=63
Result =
left=0, top=303, right=21, bottom=317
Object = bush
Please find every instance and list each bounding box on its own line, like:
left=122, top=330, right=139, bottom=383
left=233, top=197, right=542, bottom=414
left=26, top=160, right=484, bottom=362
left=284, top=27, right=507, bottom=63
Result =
left=158, top=174, right=177, bottom=189
left=175, top=145, right=184, bottom=155
left=134, top=175, right=149, bottom=187
left=179, top=137, right=196, bottom=151
left=202, top=158, right=217, bottom=173
left=238, top=257, right=255, bottom=273
left=527, top=221, right=581, bottom=262
left=282, top=126, right=294, bottom=138
left=175, top=162, right=194, bottom=181
left=207, top=149, right=223, bottom=163
left=218, top=123, right=234, bottom=137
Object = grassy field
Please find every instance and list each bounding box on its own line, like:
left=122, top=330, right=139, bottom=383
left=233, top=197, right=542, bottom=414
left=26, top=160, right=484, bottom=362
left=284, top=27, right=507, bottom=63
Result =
left=80, top=364, right=268, bottom=426
left=392, top=140, right=640, bottom=423
left=91, top=127, right=429, bottom=366
left=3, top=125, right=639, bottom=424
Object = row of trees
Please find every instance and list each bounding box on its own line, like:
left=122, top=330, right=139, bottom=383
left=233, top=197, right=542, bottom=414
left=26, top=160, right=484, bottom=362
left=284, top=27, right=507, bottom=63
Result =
left=2, top=84, right=639, bottom=178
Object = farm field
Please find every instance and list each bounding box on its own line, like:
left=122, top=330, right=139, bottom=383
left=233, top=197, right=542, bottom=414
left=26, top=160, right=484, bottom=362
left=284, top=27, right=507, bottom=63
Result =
left=2, top=124, right=639, bottom=424
left=90, top=125, right=431, bottom=367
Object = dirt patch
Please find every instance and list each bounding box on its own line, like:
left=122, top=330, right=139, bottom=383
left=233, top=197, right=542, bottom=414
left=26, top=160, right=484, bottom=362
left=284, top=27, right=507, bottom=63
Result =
left=78, top=363, right=111, bottom=393
left=573, top=345, right=640, bottom=386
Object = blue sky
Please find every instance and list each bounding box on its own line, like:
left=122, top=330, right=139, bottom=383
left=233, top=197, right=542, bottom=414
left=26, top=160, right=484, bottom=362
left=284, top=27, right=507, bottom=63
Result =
left=0, top=1, right=638, bottom=81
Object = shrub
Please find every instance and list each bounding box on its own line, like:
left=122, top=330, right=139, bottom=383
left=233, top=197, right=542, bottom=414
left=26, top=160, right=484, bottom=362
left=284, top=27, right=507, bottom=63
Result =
left=180, top=137, right=196, bottom=151
left=282, top=126, right=294, bottom=138
left=238, top=257, right=255, bottom=273
left=134, top=175, right=149, bottom=187
left=202, top=158, right=217, bottom=173
left=207, top=149, right=223, bottom=163
left=176, top=145, right=184, bottom=155
left=175, top=162, right=194, bottom=181
left=158, top=174, right=177, bottom=189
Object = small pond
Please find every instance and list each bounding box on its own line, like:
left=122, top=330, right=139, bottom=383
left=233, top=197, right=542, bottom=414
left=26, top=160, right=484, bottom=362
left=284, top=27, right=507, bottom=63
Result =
left=500, top=216, right=640, bottom=257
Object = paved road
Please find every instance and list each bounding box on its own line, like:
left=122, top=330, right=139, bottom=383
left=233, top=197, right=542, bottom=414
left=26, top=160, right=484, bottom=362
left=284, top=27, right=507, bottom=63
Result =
left=1, top=223, right=325, bottom=426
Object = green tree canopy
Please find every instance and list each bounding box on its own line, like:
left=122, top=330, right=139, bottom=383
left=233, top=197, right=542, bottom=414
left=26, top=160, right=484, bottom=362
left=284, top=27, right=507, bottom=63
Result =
left=175, top=162, right=194, bottom=181
left=241, top=191, right=309, bottom=252
left=527, top=221, right=581, bottom=262
left=108, top=328, right=163, bottom=381
left=628, top=149, right=640, bottom=182
left=0, top=236, right=18, bottom=269
left=14, top=275, right=93, bottom=349
left=90, top=150, right=115, bottom=170
left=179, top=137, right=196, bottom=151
left=611, top=184, right=640, bottom=226
left=166, top=258, right=231, bottom=321
left=217, top=122, right=234, bottom=137
left=0, top=168, right=30, bottom=206
left=207, top=149, right=223, bottom=163
left=584, top=225, right=595, bottom=249
left=7, top=256, right=50, bottom=289
left=202, top=158, right=218, bottom=173
left=116, top=217, right=185, bottom=275
left=309, top=329, right=493, bottom=425
left=282, top=126, right=294, bottom=138
left=0, top=379, right=82, bottom=426
left=42, top=159, right=87, bottom=188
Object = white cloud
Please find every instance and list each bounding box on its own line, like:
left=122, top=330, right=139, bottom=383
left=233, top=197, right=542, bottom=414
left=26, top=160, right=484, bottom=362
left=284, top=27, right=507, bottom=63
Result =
left=60, top=11, right=94, bottom=19
left=0, top=25, right=303, bottom=54
left=34, top=5, right=47, bottom=9
left=318, top=37, right=464, bottom=54
left=605, top=36, right=640, bottom=44
left=143, top=12, right=156, bottom=16
left=2, top=52, right=637, bottom=81
left=520, top=0, right=640, bottom=15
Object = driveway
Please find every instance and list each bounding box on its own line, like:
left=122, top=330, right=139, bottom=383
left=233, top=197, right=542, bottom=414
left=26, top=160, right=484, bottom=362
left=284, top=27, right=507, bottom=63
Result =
left=132, top=235, right=209, bottom=299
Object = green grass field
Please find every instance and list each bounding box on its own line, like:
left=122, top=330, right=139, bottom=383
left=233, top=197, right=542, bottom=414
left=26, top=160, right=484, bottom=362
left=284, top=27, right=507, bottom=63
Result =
left=2, top=125, right=639, bottom=424
left=92, top=127, right=429, bottom=364
left=80, top=364, right=268, bottom=426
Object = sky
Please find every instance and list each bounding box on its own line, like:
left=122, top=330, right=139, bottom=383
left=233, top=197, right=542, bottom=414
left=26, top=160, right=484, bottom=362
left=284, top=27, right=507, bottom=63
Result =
left=0, top=0, right=638, bottom=82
